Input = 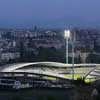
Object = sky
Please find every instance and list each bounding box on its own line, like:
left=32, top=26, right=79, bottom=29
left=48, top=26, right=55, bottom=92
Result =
left=0, top=0, right=100, bottom=28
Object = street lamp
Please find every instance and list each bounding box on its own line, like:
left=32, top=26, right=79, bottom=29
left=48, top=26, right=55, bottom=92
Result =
left=64, top=30, right=71, bottom=64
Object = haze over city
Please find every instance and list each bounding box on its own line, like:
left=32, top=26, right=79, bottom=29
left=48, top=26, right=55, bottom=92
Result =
left=0, top=0, right=100, bottom=28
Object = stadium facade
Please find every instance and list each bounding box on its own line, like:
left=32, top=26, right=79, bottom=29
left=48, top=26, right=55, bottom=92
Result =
left=0, top=62, right=100, bottom=89
left=0, top=62, right=73, bottom=89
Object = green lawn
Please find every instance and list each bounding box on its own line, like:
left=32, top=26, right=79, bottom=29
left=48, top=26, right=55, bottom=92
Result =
left=64, top=73, right=84, bottom=80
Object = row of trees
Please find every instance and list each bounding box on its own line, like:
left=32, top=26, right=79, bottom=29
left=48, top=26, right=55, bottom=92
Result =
left=1, top=44, right=100, bottom=65
left=12, top=45, right=100, bottom=64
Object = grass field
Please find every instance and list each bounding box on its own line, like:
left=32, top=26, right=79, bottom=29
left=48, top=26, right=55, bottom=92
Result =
left=63, top=67, right=96, bottom=82
left=64, top=73, right=84, bottom=80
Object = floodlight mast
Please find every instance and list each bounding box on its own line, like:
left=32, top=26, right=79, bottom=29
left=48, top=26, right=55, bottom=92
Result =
left=64, top=30, right=70, bottom=64
left=64, top=29, right=75, bottom=80
left=72, top=31, right=76, bottom=80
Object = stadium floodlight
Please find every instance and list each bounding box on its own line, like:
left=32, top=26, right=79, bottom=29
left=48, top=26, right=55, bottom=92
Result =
left=64, top=30, right=70, bottom=38
left=64, top=29, right=75, bottom=80
left=64, top=30, right=71, bottom=64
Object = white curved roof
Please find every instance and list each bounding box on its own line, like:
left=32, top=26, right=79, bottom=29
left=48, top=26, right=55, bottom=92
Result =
left=0, top=62, right=100, bottom=80
left=0, top=62, right=72, bottom=72
left=0, top=62, right=71, bottom=79
left=1, top=62, right=100, bottom=72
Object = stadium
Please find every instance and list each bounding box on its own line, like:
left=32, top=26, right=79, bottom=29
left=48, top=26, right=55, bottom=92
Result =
left=0, top=62, right=100, bottom=89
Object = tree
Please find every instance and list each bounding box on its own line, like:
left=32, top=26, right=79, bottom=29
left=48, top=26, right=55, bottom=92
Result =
left=86, top=53, right=100, bottom=63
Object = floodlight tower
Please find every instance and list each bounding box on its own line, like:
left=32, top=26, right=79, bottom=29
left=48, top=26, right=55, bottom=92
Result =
left=64, top=29, right=75, bottom=80
left=64, top=30, right=70, bottom=64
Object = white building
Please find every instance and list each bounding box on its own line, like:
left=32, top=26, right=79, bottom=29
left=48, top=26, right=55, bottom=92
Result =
left=1, top=52, right=20, bottom=61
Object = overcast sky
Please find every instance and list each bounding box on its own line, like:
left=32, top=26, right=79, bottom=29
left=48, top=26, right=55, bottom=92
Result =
left=0, top=0, right=100, bottom=28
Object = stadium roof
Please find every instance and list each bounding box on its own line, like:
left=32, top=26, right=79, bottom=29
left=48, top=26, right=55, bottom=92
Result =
left=1, top=62, right=99, bottom=72
left=0, top=62, right=71, bottom=72
left=0, top=62, right=100, bottom=80
left=0, top=62, right=72, bottom=79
